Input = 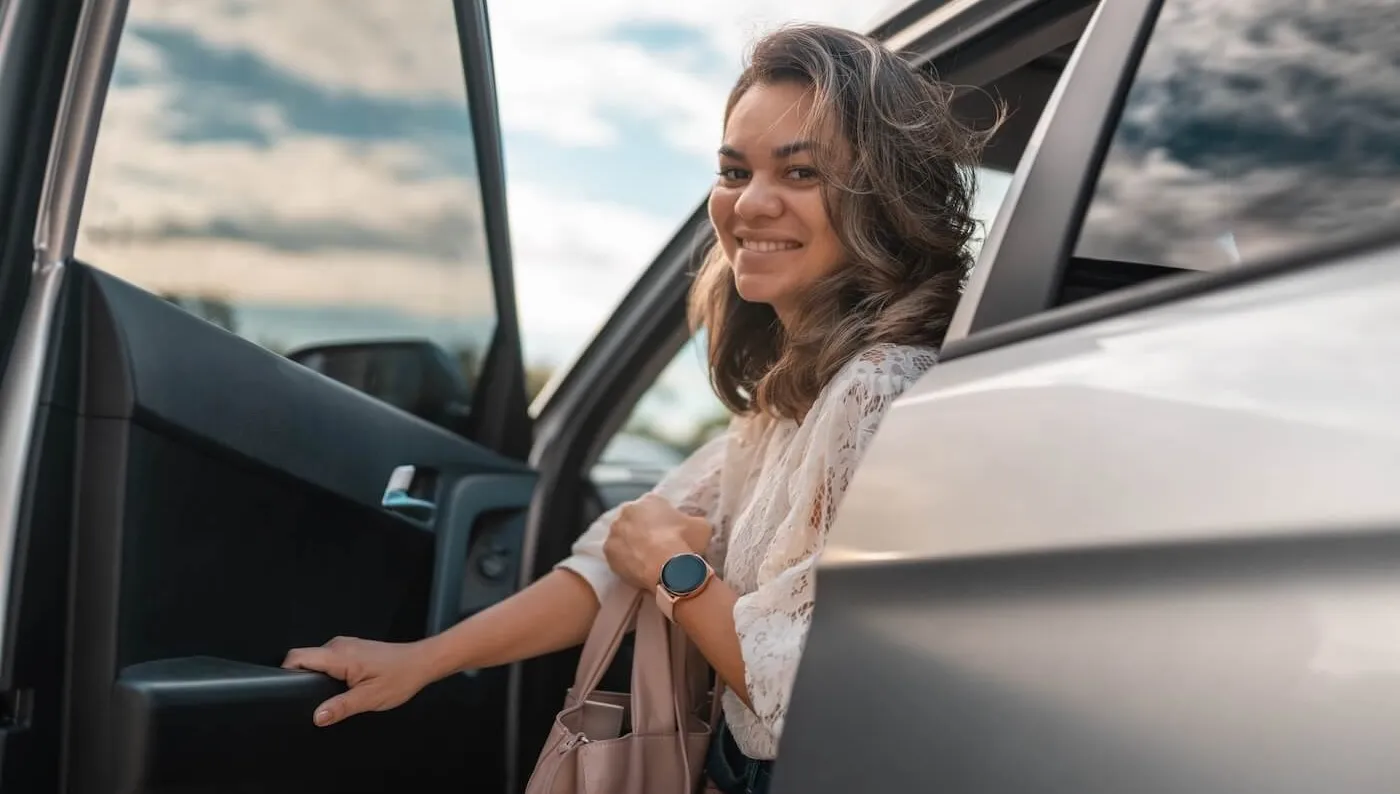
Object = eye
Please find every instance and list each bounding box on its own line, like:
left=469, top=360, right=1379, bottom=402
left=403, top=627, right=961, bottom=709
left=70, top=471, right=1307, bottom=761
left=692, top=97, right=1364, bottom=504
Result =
left=787, top=166, right=819, bottom=181
left=716, top=167, right=749, bottom=183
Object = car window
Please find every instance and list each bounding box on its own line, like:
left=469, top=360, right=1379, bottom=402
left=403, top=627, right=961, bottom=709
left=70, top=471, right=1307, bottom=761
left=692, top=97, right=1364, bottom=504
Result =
left=78, top=1, right=497, bottom=382
left=1074, top=0, right=1400, bottom=271
left=599, top=336, right=728, bottom=472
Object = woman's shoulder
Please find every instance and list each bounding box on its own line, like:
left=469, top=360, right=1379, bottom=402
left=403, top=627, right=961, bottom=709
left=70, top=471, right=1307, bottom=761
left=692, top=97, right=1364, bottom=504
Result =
left=827, top=342, right=939, bottom=401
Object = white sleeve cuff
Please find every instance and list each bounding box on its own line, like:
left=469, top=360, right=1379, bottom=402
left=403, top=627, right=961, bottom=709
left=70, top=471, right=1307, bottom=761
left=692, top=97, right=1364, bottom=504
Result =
left=555, top=554, right=620, bottom=605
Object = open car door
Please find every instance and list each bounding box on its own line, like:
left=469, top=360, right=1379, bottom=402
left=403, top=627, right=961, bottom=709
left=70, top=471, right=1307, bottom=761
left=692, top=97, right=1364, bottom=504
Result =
left=0, top=0, right=535, bottom=791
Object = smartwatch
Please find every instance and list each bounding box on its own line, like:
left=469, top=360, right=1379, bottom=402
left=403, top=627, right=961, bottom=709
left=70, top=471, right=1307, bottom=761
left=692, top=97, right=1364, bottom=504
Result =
left=654, top=552, right=714, bottom=621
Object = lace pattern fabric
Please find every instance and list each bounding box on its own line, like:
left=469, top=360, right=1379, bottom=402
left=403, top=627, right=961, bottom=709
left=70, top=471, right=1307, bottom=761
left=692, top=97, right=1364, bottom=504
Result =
left=558, top=343, right=938, bottom=760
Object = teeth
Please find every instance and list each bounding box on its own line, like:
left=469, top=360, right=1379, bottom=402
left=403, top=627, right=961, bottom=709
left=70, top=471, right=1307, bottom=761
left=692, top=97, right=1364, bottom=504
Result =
left=740, top=238, right=801, bottom=253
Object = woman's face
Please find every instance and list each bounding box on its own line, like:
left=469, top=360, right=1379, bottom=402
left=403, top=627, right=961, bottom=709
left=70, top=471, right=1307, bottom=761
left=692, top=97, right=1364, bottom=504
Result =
left=708, top=81, right=845, bottom=322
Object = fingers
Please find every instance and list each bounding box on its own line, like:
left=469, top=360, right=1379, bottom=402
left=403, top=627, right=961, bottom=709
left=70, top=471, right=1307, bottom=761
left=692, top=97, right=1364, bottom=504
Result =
left=281, top=646, right=346, bottom=679
left=313, top=689, right=366, bottom=727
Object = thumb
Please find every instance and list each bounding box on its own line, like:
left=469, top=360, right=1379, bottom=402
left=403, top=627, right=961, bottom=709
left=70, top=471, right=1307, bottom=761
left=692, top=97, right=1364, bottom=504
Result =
left=313, top=688, right=369, bottom=727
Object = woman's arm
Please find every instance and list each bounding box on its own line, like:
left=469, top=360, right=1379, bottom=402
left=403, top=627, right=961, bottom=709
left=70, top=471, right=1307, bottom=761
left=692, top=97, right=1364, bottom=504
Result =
left=419, top=568, right=600, bottom=678
left=284, top=428, right=734, bottom=727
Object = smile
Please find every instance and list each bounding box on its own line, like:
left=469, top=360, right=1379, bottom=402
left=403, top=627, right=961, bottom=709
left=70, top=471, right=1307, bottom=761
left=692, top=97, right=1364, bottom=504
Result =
left=738, top=238, right=802, bottom=253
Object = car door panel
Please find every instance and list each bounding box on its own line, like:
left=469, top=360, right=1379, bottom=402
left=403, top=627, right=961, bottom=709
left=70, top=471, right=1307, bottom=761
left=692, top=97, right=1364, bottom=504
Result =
left=60, top=261, right=532, bottom=792
left=428, top=472, right=537, bottom=634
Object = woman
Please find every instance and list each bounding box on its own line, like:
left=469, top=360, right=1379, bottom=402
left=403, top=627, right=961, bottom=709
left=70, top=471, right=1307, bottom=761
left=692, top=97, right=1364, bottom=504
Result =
left=283, top=22, right=992, bottom=792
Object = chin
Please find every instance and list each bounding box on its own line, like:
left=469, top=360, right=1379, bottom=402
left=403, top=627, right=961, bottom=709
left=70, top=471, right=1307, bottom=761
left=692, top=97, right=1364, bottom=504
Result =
left=732, top=273, right=784, bottom=307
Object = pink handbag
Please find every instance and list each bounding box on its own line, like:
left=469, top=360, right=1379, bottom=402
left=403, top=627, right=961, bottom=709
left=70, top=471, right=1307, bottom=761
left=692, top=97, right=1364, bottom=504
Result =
left=524, top=585, right=719, bottom=794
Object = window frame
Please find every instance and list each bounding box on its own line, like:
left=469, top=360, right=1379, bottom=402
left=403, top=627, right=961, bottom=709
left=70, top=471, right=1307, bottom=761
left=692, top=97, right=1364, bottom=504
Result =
left=941, top=0, right=1166, bottom=346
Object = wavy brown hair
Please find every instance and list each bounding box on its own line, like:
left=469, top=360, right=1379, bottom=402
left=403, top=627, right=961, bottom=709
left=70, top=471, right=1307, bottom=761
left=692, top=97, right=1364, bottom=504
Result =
left=689, top=24, right=999, bottom=420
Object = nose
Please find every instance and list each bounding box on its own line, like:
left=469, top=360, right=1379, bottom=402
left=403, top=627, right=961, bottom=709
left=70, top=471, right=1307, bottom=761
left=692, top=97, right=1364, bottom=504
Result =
left=733, top=175, right=782, bottom=221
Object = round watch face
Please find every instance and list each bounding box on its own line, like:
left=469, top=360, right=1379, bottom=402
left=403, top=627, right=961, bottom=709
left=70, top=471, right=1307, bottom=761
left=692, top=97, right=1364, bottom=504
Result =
left=660, top=553, right=708, bottom=594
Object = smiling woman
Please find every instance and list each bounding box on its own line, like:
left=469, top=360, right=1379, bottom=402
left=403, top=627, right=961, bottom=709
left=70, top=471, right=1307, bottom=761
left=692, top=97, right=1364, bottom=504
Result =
left=692, top=24, right=998, bottom=421
left=77, top=0, right=499, bottom=391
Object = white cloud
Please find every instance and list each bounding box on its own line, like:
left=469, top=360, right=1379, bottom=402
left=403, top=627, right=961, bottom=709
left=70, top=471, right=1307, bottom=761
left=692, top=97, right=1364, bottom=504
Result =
left=488, top=0, right=880, bottom=154
left=125, top=0, right=470, bottom=102
left=82, top=70, right=495, bottom=321
left=505, top=183, right=679, bottom=360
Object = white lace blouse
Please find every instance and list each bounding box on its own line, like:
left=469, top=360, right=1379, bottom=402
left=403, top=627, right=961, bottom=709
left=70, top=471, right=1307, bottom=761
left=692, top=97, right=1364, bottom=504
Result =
left=557, top=343, right=938, bottom=760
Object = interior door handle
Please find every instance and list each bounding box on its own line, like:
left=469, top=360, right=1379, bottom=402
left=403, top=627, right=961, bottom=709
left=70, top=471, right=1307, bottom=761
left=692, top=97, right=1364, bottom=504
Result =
left=382, top=490, right=436, bottom=520
left=382, top=464, right=436, bottom=521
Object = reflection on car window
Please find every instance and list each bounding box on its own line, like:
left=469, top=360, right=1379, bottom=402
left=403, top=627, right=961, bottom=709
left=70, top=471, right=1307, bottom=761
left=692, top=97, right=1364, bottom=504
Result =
left=80, top=1, right=496, bottom=382
left=1075, top=0, right=1399, bottom=271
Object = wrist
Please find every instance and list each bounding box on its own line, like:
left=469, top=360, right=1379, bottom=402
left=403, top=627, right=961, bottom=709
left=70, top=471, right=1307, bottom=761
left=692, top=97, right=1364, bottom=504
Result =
left=414, top=633, right=461, bottom=682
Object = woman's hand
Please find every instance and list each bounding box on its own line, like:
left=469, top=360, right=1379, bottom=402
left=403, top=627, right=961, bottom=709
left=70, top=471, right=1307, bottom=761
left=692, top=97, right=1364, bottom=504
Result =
left=604, top=494, right=712, bottom=590
left=282, top=636, right=437, bottom=727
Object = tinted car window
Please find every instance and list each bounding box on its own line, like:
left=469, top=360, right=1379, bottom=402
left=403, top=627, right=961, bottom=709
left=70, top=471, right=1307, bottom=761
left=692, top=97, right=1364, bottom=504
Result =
left=79, top=1, right=496, bottom=380
left=1075, top=0, right=1399, bottom=271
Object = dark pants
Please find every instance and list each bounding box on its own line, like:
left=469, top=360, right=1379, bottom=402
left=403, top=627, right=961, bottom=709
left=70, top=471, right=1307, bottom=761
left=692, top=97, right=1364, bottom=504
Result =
left=705, top=720, right=775, bottom=794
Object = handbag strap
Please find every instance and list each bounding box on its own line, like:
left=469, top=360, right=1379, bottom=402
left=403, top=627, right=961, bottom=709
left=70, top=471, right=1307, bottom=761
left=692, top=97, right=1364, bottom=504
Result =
left=630, top=594, right=680, bottom=734
left=571, top=584, right=641, bottom=698
left=570, top=585, right=680, bottom=736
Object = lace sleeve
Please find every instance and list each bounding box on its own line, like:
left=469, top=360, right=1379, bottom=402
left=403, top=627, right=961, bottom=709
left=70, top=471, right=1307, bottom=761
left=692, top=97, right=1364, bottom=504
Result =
left=555, top=422, right=732, bottom=604
left=732, top=346, right=935, bottom=746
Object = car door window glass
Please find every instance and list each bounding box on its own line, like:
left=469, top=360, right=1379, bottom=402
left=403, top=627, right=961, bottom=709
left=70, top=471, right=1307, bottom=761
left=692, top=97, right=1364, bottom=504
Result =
left=597, top=336, right=727, bottom=477
left=79, top=1, right=496, bottom=382
left=1075, top=0, right=1400, bottom=271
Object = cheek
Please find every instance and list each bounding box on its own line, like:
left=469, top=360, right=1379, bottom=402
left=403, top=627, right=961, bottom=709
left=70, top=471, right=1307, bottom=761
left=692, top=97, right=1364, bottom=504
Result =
left=796, top=194, right=844, bottom=276
left=708, top=188, right=737, bottom=257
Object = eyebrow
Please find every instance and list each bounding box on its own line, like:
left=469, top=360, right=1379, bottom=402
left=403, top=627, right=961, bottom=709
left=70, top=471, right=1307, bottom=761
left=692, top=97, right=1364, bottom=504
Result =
left=718, top=140, right=816, bottom=161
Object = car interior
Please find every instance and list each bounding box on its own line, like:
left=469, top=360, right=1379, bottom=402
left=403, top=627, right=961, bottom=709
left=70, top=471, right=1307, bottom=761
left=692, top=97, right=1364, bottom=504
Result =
left=0, top=0, right=1218, bottom=792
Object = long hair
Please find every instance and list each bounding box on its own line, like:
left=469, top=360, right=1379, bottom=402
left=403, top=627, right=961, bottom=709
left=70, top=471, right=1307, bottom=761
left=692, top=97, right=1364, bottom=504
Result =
left=689, top=24, right=998, bottom=420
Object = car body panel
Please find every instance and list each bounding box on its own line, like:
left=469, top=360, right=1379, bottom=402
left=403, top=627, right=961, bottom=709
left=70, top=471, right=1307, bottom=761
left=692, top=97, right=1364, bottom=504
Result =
left=828, top=244, right=1400, bottom=566
left=781, top=242, right=1400, bottom=793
